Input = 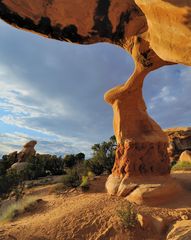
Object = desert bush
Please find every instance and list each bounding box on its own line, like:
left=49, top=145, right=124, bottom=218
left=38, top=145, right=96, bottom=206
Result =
left=75, top=152, right=85, bottom=164
left=80, top=176, right=89, bottom=192
left=25, top=155, right=47, bottom=179
left=0, top=196, right=38, bottom=222
left=21, top=154, right=65, bottom=180
left=87, top=136, right=116, bottom=175
left=171, top=161, right=191, bottom=171
left=116, top=202, right=137, bottom=229
left=85, top=159, right=104, bottom=176
left=63, top=153, right=85, bottom=169
left=87, top=171, right=95, bottom=180
left=0, top=153, right=18, bottom=175
left=0, top=170, right=20, bottom=196
left=42, top=154, right=65, bottom=175
left=13, top=182, right=25, bottom=201
left=62, top=168, right=81, bottom=188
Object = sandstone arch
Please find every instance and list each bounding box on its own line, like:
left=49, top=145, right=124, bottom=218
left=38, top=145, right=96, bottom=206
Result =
left=0, top=0, right=190, bottom=196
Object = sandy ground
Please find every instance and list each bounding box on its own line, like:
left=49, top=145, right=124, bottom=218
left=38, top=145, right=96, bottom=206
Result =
left=0, top=173, right=191, bottom=240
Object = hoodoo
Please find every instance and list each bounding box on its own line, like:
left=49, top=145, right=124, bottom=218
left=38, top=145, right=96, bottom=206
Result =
left=0, top=0, right=190, bottom=200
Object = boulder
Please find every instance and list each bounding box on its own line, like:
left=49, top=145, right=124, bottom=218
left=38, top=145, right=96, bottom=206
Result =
left=179, top=151, right=191, bottom=163
left=167, top=220, right=191, bottom=240
left=137, top=214, right=166, bottom=234
left=117, top=182, right=138, bottom=197
left=125, top=177, right=183, bottom=206
left=11, top=162, right=29, bottom=172
left=105, top=175, right=122, bottom=195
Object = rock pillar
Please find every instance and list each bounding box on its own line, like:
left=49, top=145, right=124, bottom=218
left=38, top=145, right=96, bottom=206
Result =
left=105, top=37, right=172, bottom=194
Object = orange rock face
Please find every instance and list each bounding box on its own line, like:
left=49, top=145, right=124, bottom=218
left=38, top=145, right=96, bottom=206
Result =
left=0, top=0, right=190, bottom=194
left=105, top=36, right=171, bottom=178
left=135, top=0, right=191, bottom=66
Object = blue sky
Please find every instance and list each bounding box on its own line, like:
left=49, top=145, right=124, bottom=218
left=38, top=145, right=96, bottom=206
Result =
left=0, top=20, right=190, bottom=157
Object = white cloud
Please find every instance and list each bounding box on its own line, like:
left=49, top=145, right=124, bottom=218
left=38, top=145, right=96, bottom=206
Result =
left=149, top=86, right=177, bottom=109
left=0, top=131, right=92, bottom=158
left=0, top=63, right=94, bottom=156
left=0, top=64, right=72, bottom=118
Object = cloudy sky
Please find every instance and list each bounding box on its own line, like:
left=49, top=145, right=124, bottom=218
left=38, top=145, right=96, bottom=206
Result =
left=0, top=20, right=190, bottom=158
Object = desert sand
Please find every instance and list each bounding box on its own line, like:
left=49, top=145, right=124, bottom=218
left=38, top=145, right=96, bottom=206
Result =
left=0, top=173, right=191, bottom=240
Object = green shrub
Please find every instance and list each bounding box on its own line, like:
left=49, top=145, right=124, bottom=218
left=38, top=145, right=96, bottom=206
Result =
left=0, top=170, right=20, bottom=196
left=63, top=153, right=85, bottom=169
left=171, top=161, right=191, bottom=171
left=80, top=176, right=89, bottom=192
left=85, top=159, right=104, bottom=176
left=42, top=155, right=65, bottom=175
left=87, top=171, right=95, bottom=180
left=0, top=153, right=18, bottom=175
left=0, top=196, right=38, bottom=222
left=87, top=136, right=116, bottom=175
left=62, top=168, right=80, bottom=188
left=116, top=202, right=137, bottom=229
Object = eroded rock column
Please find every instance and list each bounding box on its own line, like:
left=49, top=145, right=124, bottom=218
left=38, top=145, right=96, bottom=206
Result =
left=105, top=37, right=172, bottom=195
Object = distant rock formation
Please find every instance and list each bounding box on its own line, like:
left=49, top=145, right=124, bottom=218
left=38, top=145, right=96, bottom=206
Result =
left=9, top=140, right=37, bottom=171
left=165, top=127, right=191, bottom=162
left=17, top=140, right=37, bottom=163
left=0, top=1, right=190, bottom=197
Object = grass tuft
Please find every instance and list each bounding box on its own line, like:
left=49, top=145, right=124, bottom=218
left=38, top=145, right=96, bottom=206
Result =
left=80, top=176, right=89, bottom=192
left=62, top=168, right=80, bottom=188
left=171, top=161, right=191, bottom=171
left=0, top=196, right=38, bottom=223
left=116, top=202, right=137, bottom=229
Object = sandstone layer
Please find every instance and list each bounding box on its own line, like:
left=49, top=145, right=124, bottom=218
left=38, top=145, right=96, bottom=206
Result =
left=0, top=1, right=190, bottom=196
